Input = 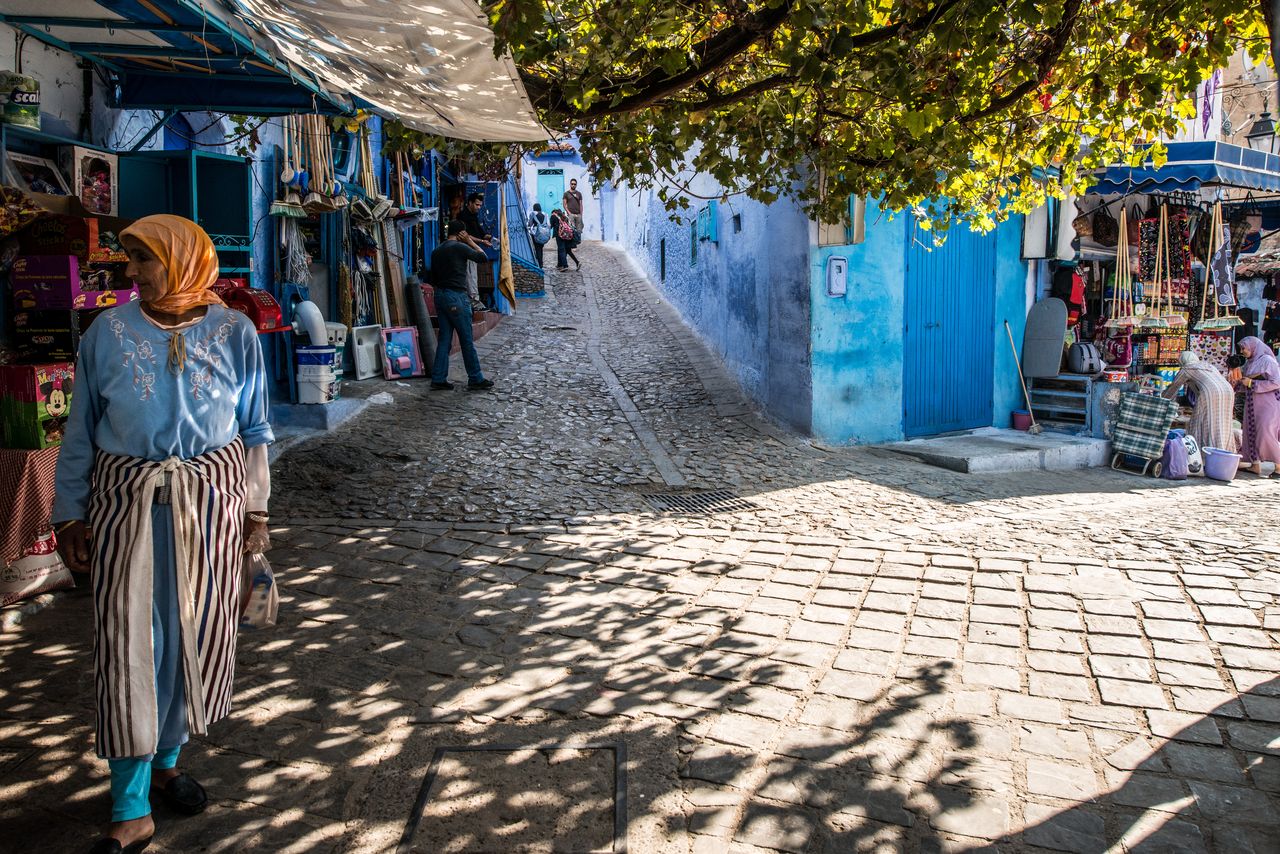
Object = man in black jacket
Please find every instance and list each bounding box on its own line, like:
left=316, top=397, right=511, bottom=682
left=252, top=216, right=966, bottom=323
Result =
left=429, top=219, right=494, bottom=391
left=459, top=193, right=491, bottom=313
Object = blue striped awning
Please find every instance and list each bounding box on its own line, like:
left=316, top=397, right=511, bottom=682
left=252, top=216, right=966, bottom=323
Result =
left=1088, top=141, right=1280, bottom=195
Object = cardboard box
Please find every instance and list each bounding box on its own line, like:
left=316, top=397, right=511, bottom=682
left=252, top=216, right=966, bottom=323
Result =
left=11, top=255, right=137, bottom=310
left=18, top=213, right=130, bottom=263
left=0, top=400, right=66, bottom=449
left=0, top=362, right=74, bottom=417
left=58, top=146, right=118, bottom=217
left=11, top=309, right=104, bottom=361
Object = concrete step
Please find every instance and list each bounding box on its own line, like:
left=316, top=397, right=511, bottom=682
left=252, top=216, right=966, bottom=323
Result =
left=880, top=427, right=1111, bottom=473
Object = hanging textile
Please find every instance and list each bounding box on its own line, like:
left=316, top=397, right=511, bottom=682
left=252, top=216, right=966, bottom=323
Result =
left=1211, top=223, right=1236, bottom=307
left=497, top=183, right=517, bottom=311
left=1201, top=69, right=1221, bottom=136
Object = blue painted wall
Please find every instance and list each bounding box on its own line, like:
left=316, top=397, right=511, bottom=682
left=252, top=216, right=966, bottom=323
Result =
left=602, top=184, right=813, bottom=433
left=809, top=204, right=1032, bottom=444
left=810, top=199, right=908, bottom=444
left=992, top=215, right=1033, bottom=429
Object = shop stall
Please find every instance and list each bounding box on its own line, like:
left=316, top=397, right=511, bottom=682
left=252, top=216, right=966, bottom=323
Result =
left=1061, top=140, right=1280, bottom=475
left=1076, top=142, right=1276, bottom=384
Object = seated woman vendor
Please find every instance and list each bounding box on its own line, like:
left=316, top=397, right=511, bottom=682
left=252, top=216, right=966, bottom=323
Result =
left=52, top=214, right=273, bottom=853
left=1162, top=351, right=1235, bottom=452
left=1229, top=336, right=1280, bottom=476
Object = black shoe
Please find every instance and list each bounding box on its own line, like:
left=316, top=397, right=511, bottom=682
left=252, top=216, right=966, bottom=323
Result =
left=467, top=379, right=495, bottom=391
left=90, top=836, right=152, bottom=853
left=430, top=381, right=455, bottom=390
left=572, top=258, right=580, bottom=270
left=556, top=265, right=569, bottom=270
left=152, top=772, right=208, bottom=816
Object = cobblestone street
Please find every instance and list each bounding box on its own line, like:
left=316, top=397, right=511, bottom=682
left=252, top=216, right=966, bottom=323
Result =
left=4, top=243, right=1280, bottom=853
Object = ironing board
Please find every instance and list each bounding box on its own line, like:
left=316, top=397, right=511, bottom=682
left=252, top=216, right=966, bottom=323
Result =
left=1022, top=298, right=1068, bottom=378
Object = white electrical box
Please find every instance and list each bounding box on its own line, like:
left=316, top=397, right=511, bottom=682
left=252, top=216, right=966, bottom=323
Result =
left=827, top=256, right=848, bottom=297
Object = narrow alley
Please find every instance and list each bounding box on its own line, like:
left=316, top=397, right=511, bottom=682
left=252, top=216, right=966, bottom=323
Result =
left=4, top=244, right=1279, bottom=853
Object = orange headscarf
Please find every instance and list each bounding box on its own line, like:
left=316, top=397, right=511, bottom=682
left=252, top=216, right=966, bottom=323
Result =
left=119, top=214, right=225, bottom=314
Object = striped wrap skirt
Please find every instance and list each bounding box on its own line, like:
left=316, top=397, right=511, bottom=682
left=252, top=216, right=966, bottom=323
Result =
left=88, top=439, right=246, bottom=759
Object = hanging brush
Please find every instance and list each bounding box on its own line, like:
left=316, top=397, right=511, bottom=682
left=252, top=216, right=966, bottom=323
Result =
left=291, top=114, right=307, bottom=191
left=1108, top=207, right=1138, bottom=328
left=280, top=115, right=297, bottom=184
left=303, top=116, right=336, bottom=213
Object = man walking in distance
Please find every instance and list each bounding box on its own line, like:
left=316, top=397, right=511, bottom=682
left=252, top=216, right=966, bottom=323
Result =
left=562, top=178, right=585, bottom=232
left=459, top=193, right=492, bottom=313
left=429, top=220, right=494, bottom=391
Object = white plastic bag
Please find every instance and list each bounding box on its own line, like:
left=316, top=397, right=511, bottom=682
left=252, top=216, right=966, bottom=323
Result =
left=238, top=553, right=278, bottom=630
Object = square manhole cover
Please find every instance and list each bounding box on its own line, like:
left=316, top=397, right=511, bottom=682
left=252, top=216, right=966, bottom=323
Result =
left=399, top=743, right=627, bottom=853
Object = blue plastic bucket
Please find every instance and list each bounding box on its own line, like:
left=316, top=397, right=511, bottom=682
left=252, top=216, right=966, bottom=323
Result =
left=1202, top=447, right=1241, bottom=482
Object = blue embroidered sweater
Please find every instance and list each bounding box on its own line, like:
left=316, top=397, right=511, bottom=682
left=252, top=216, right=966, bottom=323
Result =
left=53, top=301, right=274, bottom=522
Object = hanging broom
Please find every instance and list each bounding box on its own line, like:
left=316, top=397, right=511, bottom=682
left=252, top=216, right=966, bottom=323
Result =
left=302, top=116, right=326, bottom=212
left=1107, top=208, right=1138, bottom=329
left=1213, top=200, right=1242, bottom=329
left=1195, top=203, right=1234, bottom=331
left=280, top=115, right=297, bottom=184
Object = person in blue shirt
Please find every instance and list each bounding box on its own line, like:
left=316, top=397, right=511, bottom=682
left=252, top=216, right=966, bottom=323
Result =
left=53, top=214, right=273, bottom=854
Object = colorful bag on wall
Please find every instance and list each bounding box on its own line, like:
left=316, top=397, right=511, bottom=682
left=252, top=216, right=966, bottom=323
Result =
left=1230, top=197, right=1263, bottom=255
left=1072, top=201, right=1093, bottom=239
left=1102, top=333, right=1132, bottom=367
left=1126, top=203, right=1144, bottom=246
left=1093, top=205, right=1119, bottom=247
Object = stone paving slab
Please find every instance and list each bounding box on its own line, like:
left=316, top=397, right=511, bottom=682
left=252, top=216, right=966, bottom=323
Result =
left=2, top=244, right=1279, bottom=853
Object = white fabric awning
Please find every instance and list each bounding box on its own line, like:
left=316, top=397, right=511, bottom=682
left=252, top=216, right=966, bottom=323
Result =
left=212, top=0, right=549, bottom=142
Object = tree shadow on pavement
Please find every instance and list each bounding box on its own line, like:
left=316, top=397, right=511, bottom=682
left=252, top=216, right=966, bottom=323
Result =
left=6, top=518, right=1278, bottom=852
left=998, top=678, right=1280, bottom=854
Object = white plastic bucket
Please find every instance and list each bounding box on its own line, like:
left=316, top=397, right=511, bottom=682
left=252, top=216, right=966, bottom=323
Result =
left=297, top=374, right=339, bottom=404
left=297, top=364, right=336, bottom=379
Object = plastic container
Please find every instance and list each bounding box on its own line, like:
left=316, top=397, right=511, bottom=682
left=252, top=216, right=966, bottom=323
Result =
left=1011, top=409, right=1032, bottom=431
left=295, top=345, right=337, bottom=367
left=1202, top=447, right=1241, bottom=482
left=295, top=368, right=340, bottom=404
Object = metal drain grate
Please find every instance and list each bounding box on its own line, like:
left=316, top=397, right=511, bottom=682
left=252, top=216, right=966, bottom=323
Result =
left=641, top=489, right=760, bottom=514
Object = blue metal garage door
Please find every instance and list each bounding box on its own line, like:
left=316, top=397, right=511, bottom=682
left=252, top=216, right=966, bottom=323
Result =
left=903, top=217, right=998, bottom=437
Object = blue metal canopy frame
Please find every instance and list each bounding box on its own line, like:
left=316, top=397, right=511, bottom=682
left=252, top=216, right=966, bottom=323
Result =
left=1088, top=141, right=1280, bottom=195
left=0, top=0, right=353, bottom=116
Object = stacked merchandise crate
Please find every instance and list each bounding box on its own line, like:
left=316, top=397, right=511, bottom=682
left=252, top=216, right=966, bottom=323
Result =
left=0, top=362, right=74, bottom=449
left=1, top=212, right=136, bottom=449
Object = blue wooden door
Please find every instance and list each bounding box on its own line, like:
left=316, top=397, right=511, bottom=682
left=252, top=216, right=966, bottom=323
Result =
left=903, top=218, right=997, bottom=436
left=537, top=169, right=564, bottom=214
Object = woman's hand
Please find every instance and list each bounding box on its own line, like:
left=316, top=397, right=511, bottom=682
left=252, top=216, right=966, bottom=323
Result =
left=243, top=515, right=270, bottom=554
left=56, top=521, right=92, bottom=574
